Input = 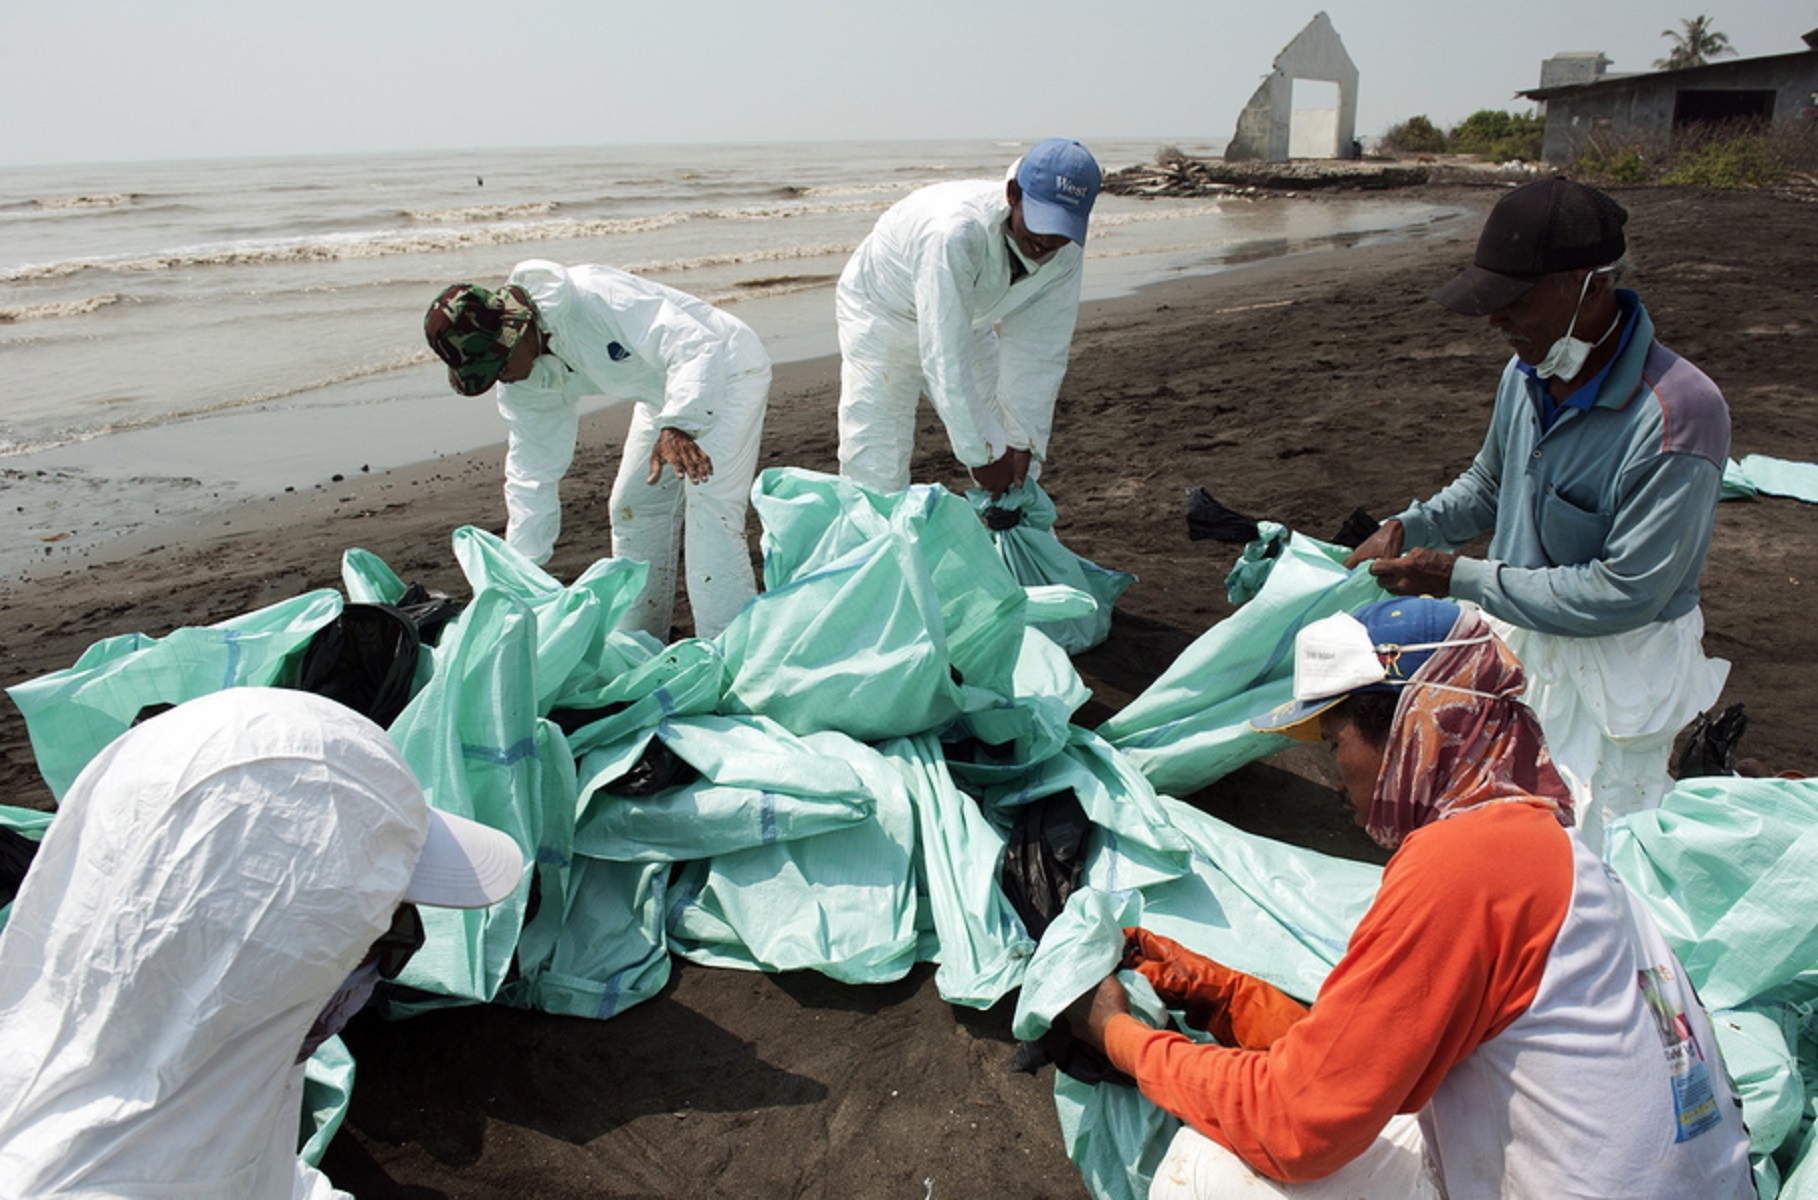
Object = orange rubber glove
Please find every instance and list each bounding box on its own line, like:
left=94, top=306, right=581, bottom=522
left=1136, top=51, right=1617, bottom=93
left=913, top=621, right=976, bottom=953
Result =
left=1122, top=927, right=1311, bottom=1049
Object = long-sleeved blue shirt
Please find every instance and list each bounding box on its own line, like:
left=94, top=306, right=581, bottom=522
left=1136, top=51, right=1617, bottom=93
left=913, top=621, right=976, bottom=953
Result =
left=1395, top=294, right=1730, bottom=637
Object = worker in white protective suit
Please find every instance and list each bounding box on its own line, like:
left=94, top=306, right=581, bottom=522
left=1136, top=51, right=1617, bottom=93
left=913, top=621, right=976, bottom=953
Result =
left=0, top=688, right=524, bottom=1200
left=836, top=137, right=1101, bottom=496
left=425, top=261, right=770, bottom=639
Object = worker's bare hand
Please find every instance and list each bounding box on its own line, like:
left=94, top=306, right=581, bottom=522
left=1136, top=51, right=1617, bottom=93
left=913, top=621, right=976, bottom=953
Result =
left=967, top=453, right=1018, bottom=497
left=1061, top=975, right=1132, bottom=1055
left=1002, top=447, right=1033, bottom=490
left=648, top=427, right=714, bottom=485
left=1343, top=518, right=1405, bottom=569
left=1369, top=547, right=1457, bottom=598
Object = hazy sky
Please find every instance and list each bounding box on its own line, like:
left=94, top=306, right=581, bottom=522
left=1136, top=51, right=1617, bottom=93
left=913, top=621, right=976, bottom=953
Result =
left=3, top=1, right=1813, bottom=166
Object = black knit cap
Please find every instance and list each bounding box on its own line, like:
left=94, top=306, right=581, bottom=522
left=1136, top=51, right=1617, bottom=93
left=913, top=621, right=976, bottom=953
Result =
left=1434, top=179, right=1628, bottom=316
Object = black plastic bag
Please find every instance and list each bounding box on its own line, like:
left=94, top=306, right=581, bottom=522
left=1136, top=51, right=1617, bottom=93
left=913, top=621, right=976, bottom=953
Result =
left=1678, top=702, right=1748, bottom=778
left=295, top=603, right=423, bottom=728
left=1185, top=487, right=1262, bottom=544
left=1000, top=789, right=1091, bottom=941
left=1329, top=508, right=1381, bottom=550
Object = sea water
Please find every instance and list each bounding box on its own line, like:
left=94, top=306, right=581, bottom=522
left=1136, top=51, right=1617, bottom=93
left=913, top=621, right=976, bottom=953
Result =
left=0, top=138, right=1464, bottom=579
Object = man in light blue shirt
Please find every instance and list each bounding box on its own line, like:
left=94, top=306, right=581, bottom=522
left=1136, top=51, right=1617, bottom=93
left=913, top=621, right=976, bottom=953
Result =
left=1345, top=180, right=1730, bottom=849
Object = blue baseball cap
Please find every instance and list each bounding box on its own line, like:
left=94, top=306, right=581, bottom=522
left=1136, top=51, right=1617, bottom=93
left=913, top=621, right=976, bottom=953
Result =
left=1251, top=598, right=1464, bottom=742
left=1016, top=138, right=1102, bottom=246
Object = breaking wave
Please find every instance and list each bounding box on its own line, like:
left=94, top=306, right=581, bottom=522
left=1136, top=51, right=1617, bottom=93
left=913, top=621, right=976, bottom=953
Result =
left=0, top=294, right=130, bottom=323
left=0, top=197, right=890, bottom=284
left=403, top=200, right=559, bottom=223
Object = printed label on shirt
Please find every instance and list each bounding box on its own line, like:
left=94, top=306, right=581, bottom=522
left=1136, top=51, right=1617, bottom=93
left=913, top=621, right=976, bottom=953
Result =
left=1637, top=963, right=1721, bottom=1142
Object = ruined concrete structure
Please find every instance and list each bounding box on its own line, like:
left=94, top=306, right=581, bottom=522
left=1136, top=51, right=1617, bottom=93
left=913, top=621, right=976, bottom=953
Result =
left=1522, top=29, right=1818, bottom=163
left=1224, top=12, right=1358, bottom=163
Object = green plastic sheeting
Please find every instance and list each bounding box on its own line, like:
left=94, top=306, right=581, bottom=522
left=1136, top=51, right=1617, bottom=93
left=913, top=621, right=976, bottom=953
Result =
left=298, top=1036, right=354, bottom=1167
left=967, top=480, right=1134, bottom=654
left=1606, top=777, right=1818, bottom=1012
left=751, top=470, right=1031, bottom=699
left=385, top=587, right=566, bottom=1009
left=1099, top=531, right=1387, bottom=797
left=666, top=732, right=921, bottom=985
left=1607, top=777, right=1818, bottom=1198
left=886, top=733, right=1034, bottom=1008
left=574, top=715, right=879, bottom=863
left=1723, top=455, right=1818, bottom=505
left=7, top=591, right=343, bottom=801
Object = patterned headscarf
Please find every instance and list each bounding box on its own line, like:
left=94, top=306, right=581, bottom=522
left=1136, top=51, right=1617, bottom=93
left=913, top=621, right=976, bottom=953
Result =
left=1367, top=607, right=1575, bottom=849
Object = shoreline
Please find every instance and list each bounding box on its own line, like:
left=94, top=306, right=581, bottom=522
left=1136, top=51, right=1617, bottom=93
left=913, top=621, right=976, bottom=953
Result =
left=1, top=190, right=1479, bottom=588
left=3, top=204, right=1484, bottom=593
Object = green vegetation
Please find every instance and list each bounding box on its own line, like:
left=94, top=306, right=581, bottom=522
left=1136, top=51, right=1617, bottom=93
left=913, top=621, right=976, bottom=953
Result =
left=1449, top=110, right=1546, bottom=162
left=1380, top=115, right=1447, bottom=155
left=1660, top=135, right=1792, bottom=187
left=1655, top=15, right=1735, bottom=71
left=1568, top=122, right=1813, bottom=188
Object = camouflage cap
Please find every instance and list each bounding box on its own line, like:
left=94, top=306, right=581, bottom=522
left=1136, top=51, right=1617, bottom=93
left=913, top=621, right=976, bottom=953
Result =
left=423, top=283, right=536, bottom=396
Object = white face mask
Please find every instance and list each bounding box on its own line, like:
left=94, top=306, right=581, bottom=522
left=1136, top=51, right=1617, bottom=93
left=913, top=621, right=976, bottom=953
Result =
left=1533, top=268, right=1620, bottom=381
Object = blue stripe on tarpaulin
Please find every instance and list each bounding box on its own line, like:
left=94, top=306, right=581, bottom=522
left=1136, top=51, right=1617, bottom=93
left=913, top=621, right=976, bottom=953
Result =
left=759, top=792, right=778, bottom=844
left=1101, top=829, right=1125, bottom=893
left=459, top=738, right=538, bottom=766
left=597, top=975, right=621, bottom=1021
left=220, top=631, right=242, bottom=689
left=656, top=686, right=676, bottom=716
left=534, top=846, right=568, bottom=867
left=666, top=874, right=703, bottom=928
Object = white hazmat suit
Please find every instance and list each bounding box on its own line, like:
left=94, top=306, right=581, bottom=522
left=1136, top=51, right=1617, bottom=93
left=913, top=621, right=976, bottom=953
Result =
left=0, top=689, right=516, bottom=1200
left=497, top=260, right=771, bottom=639
left=836, top=180, right=1084, bottom=493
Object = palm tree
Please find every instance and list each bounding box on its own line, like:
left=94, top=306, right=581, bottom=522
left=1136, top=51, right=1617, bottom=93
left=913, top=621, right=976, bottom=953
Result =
left=1655, top=15, right=1737, bottom=70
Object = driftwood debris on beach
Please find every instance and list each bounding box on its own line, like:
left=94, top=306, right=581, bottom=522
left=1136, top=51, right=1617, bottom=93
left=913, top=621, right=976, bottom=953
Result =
left=1102, top=152, right=1557, bottom=198
left=1104, top=154, right=1433, bottom=198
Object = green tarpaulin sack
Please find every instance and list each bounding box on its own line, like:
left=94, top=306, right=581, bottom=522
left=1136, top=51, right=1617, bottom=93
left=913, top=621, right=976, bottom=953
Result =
left=1099, top=531, right=1386, bottom=797
left=450, top=526, right=660, bottom=710
left=298, top=1035, right=354, bottom=1168
left=751, top=469, right=1030, bottom=699
left=7, top=590, right=343, bottom=801
left=1012, top=886, right=1184, bottom=1200
left=384, top=588, right=566, bottom=1010
left=716, top=525, right=972, bottom=740
left=967, top=480, right=1134, bottom=654
left=945, top=625, right=1093, bottom=790
left=503, top=856, right=673, bottom=1022
left=883, top=732, right=1036, bottom=1009
left=665, top=734, right=920, bottom=985
left=572, top=714, right=879, bottom=863
left=1723, top=455, right=1818, bottom=505
left=555, top=639, right=727, bottom=757
left=1606, top=776, right=1818, bottom=1011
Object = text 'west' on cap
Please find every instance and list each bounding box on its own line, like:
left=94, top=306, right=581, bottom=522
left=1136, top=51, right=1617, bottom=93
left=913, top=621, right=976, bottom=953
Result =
left=1434, top=179, right=1628, bottom=316
left=1016, top=138, right=1102, bottom=246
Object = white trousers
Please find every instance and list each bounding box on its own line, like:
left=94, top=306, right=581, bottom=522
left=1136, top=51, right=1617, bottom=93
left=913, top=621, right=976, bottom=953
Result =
left=835, top=290, right=1005, bottom=494
left=1487, top=607, right=1729, bottom=853
left=609, top=362, right=769, bottom=640
left=1148, top=1115, right=1442, bottom=1199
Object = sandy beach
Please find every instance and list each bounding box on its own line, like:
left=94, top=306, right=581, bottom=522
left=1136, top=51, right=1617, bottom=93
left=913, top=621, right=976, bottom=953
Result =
left=3, top=182, right=1815, bottom=1198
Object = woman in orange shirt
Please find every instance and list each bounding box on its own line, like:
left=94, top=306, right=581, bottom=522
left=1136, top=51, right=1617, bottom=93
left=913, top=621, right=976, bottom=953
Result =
left=1066, top=598, right=1754, bottom=1199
